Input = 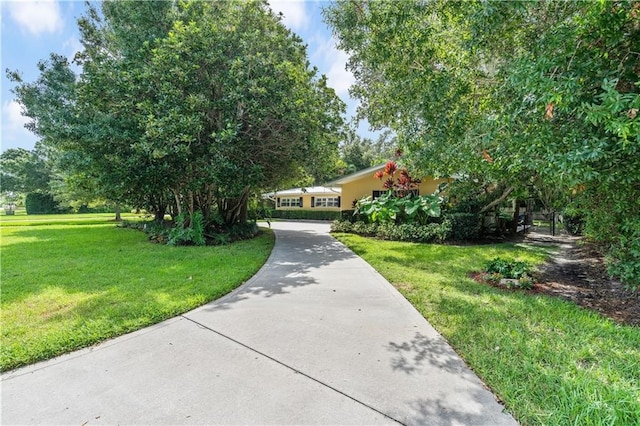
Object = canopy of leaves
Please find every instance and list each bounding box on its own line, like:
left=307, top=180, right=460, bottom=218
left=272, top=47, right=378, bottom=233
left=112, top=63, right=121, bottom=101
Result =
left=9, top=0, right=345, bottom=227
left=325, top=0, right=640, bottom=287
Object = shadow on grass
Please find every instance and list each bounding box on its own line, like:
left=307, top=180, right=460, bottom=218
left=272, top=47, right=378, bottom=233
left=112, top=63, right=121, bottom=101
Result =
left=342, top=236, right=640, bottom=425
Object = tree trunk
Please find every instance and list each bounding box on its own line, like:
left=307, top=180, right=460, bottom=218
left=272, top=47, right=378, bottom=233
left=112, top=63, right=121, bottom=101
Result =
left=114, top=204, right=122, bottom=221
left=154, top=207, right=166, bottom=223
left=479, top=186, right=515, bottom=213
left=510, top=199, right=519, bottom=234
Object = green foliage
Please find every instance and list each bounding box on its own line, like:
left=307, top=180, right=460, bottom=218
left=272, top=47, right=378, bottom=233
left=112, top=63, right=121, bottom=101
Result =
left=485, top=258, right=531, bottom=280
left=9, top=0, right=345, bottom=229
left=563, top=211, right=585, bottom=236
left=444, top=213, right=482, bottom=241
left=607, top=220, right=640, bottom=291
left=354, top=191, right=442, bottom=225
left=484, top=257, right=534, bottom=290
left=331, top=219, right=451, bottom=244
left=0, top=147, right=52, bottom=195
left=167, top=211, right=206, bottom=246
left=325, top=0, right=640, bottom=287
left=271, top=210, right=341, bottom=221
left=24, top=191, right=60, bottom=215
left=338, top=127, right=397, bottom=172
left=226, top=222, right=260, bottom=242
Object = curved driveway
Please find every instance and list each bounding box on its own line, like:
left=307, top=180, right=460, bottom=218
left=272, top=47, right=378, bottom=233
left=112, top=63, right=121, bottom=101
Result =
left=1, top=221, right=516, bottom=425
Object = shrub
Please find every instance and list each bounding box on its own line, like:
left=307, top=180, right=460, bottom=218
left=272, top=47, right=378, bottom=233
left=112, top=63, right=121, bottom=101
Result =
left=25, top=191, right=59, bottom=215
left=333, top=219, right=451, bottom=244
left=563, top=212, right=585, bottom=236
left=167, top=211, right=206, bottom=246
left=352, top=221, right=378, bottom=236
left=606, top=219, right=640, bottom=291
left=444, top=212, right=481, bottom=240
left=271, top=210, right=340, bottom=221
left=331, top=219, right=354, bottom=233
left=354, top=191, right=442, bottom=225
left=227, top=221, right=259, bottom=242
left=485, top=257, right=531, bottom=279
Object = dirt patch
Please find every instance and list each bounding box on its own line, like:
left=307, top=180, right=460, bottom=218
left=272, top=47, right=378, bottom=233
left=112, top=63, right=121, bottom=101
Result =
left=475, top=229, right=639, bottom=326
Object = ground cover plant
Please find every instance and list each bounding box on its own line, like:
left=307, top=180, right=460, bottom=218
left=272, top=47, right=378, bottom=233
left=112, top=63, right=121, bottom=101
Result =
left=0, top=216, right=273, bottom=371
left=334, top=233, right=640, bottom=425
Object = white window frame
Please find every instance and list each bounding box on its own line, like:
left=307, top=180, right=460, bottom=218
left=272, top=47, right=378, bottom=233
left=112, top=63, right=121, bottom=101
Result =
left=314, top=197, right=339, bottom=208
left=280, top=197, right=301, bottom=207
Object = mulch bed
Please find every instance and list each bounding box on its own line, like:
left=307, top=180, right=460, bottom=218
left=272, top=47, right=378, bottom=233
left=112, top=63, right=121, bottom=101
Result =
left=472, top=231, right=640, bottom=327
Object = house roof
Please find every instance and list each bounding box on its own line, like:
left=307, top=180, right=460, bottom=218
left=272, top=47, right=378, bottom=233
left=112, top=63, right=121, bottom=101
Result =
left=326, top=163, right=386, bottom=186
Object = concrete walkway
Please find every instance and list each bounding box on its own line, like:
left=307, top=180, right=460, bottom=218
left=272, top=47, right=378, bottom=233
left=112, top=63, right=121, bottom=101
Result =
left=1, top=221, right=516, bottom=425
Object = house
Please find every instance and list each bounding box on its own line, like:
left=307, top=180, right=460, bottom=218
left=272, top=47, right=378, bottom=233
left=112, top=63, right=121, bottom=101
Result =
left=328, top=163, right=450, bottom=211
left=268, top=163, right=449, bottom=213
left=267, top=186, right=342, bottom=211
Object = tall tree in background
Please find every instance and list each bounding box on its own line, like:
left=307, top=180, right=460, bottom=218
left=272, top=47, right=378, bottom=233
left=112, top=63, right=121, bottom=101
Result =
left=325, top=0, right=639, bottom=287
left=9, top=0, right=344, bottom=227
left=339, top=126, right=397, bottom=172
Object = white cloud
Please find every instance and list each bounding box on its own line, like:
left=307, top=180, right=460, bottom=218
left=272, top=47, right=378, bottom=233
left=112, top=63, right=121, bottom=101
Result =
left=7, top=0, right=64, bottom=36
left=3, top=100, right=29, bottom=132
left=311, top=34, right=355, bottom=97
left=2, top=100, right=37, bottom=151
left=63, top=36, right=82, bottom=58
left=269, top=0, right=308, bottom=31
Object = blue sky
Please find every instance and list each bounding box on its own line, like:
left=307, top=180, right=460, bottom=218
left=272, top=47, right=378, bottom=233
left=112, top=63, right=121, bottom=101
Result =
left=1, top=0, right=374, bottom=153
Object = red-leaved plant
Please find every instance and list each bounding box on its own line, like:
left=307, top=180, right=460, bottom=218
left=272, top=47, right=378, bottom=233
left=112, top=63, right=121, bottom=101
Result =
left=374, top=161, right=421, bottom=197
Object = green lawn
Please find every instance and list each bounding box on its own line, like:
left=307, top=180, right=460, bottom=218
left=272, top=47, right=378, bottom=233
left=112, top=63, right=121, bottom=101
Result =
left=0, top=211, right=143, bottom=226
left=1, top=217, right=274, bottom=371
left=334, top=233, right=640, bottom=426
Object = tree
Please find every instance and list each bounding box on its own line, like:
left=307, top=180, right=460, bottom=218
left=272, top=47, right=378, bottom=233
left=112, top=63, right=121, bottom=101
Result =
left=325, top=0, right=639, bottom=287
left=339, top=126, right=397, bottom=172
left=9, top=0, right=344, bottom=231
left=0, top=146, right=52, bottom=194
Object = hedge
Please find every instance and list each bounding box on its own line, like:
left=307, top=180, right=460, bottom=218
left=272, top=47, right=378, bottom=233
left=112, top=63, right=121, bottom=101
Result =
left=269, top=210, right=340, bottom=221
left=331, top=220, right=451, bottom=243
left=25, top=191, right=59, bottom=215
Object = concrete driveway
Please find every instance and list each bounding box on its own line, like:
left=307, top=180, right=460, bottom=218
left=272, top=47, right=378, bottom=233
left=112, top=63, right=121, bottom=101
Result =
left=1, top=221, right=516, bottom=425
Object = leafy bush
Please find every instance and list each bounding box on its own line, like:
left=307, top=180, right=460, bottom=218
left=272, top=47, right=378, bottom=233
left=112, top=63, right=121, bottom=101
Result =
left=271, top=210, right=340, bottom=220
left=331, top=219, right=451, bottom=243
left=563, top=210, right=585, bottom=236
left=352, top=221, right=378, bottom=236
left=607, top=219, right=640, bottom=291
left=485, top=257, right=531, bottom=279
left=227, top=221, right=260, bottom=242
left=331, top=219, right=354, bottom=233
left=25, top=191, right=59, bottom=214
left=167, top=211, right=206, bottom=246
left=354, top=191, right=442, bottom=225
left=248, top=206, right=273, bottom=220
left=484, top=257, right=534, bottom=290
left=444, top=212, right=482, bottom=240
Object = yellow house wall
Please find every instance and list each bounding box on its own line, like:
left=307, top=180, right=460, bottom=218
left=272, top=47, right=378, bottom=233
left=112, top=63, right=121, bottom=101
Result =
left=275, top=193, right=341, bottom=211
left=340, top=174, right=450, bottom=210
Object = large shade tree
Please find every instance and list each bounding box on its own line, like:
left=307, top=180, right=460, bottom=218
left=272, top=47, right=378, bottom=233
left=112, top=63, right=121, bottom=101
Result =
left=325, top=0, right=639, bottom=287
left=9, top=0, right=344, bottom=227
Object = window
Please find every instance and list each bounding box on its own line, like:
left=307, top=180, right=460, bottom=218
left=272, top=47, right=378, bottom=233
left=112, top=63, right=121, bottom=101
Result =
left=279, top=197, right=302, bottom=207
left=314, top=197, right=340, bottom=207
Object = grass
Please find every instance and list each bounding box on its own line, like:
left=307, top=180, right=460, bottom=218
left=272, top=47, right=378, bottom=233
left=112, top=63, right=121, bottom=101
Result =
left=1, top=216, right=274, bottom=371
left=333, top=233, right=640, bottom=426
left=0, top=211, right=144, bottom=226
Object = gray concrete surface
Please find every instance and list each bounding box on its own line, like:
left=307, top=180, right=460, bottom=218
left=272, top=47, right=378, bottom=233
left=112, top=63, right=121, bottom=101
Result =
left=1, top=221, right=516, bottom=425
